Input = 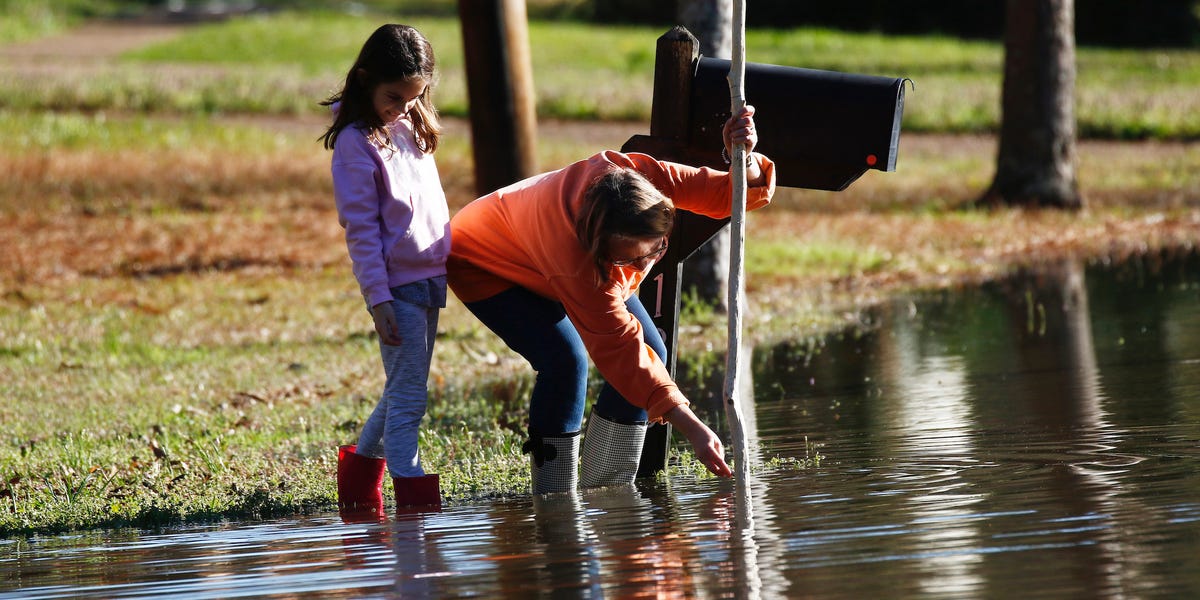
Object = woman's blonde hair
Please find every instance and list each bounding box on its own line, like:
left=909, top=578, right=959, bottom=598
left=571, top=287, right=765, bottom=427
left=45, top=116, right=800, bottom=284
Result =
left=575, top=167, right=675, bottom=282
left=320, top=24, right=441, bottom=153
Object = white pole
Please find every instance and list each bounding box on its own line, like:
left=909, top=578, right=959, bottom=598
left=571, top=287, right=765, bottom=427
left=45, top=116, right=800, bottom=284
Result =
left=724, top=0, right=752, bottom=487
left=725, top=12, right=766, bottom=597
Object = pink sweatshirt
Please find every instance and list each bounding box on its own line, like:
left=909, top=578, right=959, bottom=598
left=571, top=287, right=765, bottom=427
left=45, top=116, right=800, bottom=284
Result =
left=331, top=118, right=450, bottom=308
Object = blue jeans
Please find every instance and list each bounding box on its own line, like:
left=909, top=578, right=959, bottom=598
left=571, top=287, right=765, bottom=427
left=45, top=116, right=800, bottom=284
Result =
left=464, top=286, right=667, bottom=436
left=357, top=279, right=445, bottom=478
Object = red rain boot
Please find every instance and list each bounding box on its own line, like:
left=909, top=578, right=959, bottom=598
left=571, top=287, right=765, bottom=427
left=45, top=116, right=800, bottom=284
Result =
left=337, top=444, right=386, bottom=519
left=393, top=474, right=441, bottom=514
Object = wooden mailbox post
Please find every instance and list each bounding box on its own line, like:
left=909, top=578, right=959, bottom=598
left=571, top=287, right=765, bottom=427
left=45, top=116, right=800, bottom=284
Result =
left=626, top=27, right=908, bottom=476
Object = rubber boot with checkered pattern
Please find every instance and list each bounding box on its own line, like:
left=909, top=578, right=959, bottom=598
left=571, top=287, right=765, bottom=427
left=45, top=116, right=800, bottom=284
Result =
left=524, top=431, right=580, bottom=495
left=579, top=411, right=647, bottom=489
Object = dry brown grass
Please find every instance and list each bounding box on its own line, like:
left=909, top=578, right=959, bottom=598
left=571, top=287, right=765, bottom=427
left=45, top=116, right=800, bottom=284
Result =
left=0, top=115, right=634, bottom=285
left=3, top=121, right=1197, bottom=312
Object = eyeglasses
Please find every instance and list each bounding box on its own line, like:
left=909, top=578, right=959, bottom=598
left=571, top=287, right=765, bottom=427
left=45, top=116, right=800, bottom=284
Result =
left=610, top=237, right=669, bottom=267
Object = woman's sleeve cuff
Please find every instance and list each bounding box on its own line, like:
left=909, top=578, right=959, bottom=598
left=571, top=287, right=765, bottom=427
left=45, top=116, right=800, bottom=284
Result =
left=645, top=388, right=688, bottom=424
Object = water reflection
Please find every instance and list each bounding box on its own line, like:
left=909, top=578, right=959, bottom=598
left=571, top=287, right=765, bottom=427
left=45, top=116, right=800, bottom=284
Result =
left=4, top=252, right=1199, bottom=598
left=879, top=303, right=983, bottom=598
left=753, top=250, right=1199, bottom=598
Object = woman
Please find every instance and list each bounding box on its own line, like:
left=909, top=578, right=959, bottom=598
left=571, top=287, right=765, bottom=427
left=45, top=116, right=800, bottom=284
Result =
left=448, top=106, right=775, bottom=493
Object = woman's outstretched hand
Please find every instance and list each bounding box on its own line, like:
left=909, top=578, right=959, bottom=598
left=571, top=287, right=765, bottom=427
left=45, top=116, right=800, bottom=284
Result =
left=665, top=403, right=733, bottom=478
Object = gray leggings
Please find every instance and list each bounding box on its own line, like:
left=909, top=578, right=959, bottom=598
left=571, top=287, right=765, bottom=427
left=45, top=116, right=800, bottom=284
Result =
left=355, top=297, right=440, bottom=478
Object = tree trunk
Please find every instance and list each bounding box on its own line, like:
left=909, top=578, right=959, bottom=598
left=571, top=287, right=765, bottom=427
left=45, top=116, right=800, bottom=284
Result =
left=459, top=0, right=539, bottom=196
left=979, top=0, right=1082, bottom=210
left=679, top=0, right=733, bottom=312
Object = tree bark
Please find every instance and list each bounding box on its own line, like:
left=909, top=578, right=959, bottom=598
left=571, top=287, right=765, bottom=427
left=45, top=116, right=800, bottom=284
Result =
left=980, top=0, right=1082, bottom=210
left=679, top=0, right=733, bottom=312
left=459, top=0, right=539, bottom=196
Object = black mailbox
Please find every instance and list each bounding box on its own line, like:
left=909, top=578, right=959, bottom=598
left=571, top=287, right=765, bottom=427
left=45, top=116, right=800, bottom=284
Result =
left=690, top=58, right=905, bottom=191
left=623, top=27, right=908, bottom=477
left=623, top=30, right=907, bottom=192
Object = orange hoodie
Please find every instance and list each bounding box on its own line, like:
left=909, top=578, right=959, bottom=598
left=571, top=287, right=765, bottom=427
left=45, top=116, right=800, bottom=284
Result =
left=448, top=150, right=776, bottom=422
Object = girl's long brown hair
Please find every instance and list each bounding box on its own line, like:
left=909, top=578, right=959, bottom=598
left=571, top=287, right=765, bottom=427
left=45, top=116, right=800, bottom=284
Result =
left=575, top=168, right=675, bottom=282
left=320, top=24, right=440, bottom=153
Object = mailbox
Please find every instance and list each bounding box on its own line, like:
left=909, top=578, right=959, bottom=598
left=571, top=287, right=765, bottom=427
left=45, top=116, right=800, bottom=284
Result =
left=623, top=28, right=907, bottom=191
left=624, top=27, right=908, bottom=476
left=690, top=58, right=905, bottom=190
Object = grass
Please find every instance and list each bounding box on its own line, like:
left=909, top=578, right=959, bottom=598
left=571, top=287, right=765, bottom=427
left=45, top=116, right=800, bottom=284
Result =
left=0, top=267, right=536, bottom=531
left=3, top=11, right=1200, bottom=137
left=0, top=0, right=92, bottom=44
left=2, top=110, right=1196, bottom=535
left=1, top=11, right=1199, bottom=535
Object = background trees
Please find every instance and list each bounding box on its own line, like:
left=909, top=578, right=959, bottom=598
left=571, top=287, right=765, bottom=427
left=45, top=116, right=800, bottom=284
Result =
left=981, top=0, right=1082, bottom=209
left=593, top=0, right=1200, bottom=48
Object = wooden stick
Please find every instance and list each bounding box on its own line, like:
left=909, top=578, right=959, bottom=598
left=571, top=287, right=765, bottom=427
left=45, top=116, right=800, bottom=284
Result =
left=724, top=0, right=752, bottom=486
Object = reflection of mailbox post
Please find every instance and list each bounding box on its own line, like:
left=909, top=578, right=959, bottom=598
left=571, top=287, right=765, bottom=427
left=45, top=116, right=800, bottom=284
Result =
left=625, top=27, right=908, bottom=477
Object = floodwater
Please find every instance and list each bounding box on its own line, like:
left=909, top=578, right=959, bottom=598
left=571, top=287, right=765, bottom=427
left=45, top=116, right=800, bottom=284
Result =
left=2, top=251, right=1198, bottom=599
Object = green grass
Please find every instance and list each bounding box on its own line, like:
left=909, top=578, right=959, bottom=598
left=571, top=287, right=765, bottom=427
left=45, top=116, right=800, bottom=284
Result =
left=122, top=13, right=1200, bottom=136
left=2, top=8, right=1200, bottom=535
left=747, top=240, right=893, bottom=280
left=0, top=0, right=92, bottom=44
left=5, top=109, right=292, bottom=151
left=0, top=267, right=733, bottom=533
left=3, top=10, right=1199, bottom=137
left=124, top=12, right=452, bottom=75
left=0, top=270, right=535, bottom=533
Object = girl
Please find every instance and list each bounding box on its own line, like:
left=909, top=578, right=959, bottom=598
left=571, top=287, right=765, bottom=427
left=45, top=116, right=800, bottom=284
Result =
left=448, top=106, right=773, bottom=493
left=320, top=24, right=447, bottom=514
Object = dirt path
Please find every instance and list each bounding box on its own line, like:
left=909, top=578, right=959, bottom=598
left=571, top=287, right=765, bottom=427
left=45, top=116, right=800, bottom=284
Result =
left=0, top=20, right=189, bottom=63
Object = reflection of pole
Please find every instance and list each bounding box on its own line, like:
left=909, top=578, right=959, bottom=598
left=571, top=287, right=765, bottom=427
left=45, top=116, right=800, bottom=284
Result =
left=1060, top=260, right=1103, bottom=413
left=458, top=0, right=538, bottom=196
left=723, top=0, right=751, bottom=486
